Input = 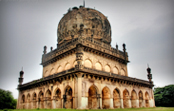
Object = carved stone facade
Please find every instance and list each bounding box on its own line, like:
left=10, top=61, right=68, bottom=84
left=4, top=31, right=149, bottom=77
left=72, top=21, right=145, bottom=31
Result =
left=17, top=6, right=155, bottom=109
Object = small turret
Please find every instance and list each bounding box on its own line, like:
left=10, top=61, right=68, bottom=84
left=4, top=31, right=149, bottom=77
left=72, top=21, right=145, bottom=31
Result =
left=147, top=65, right=152, bottom=83
left=116, top=43, right=118, bottom=50
left=50, top=47, right=53, bottom=51
left=43, top=46, right=47, bottom=54
left=123, top=43, right=126, bottom=52
left=18, top=68, right=24, bottom=85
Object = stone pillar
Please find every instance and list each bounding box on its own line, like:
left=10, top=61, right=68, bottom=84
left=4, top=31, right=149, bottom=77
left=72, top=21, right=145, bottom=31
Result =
left=136, top=99, right=139, bottom=108
left=143, top=100, right=145, bottom=107
left=128, top=99, right=131, bottom=108
left=52, top=100, right=55, bottom=109
left=120, top=98, right=124, bottom=108
left=61, top=98, right=64, bottom=108
left=99, top=98, right=102, bottom=109
left=110, top=98, right=114, bottom=109
left=77, top=74, right=82, bottom=109
left=37, top=101, right=39, bottom=109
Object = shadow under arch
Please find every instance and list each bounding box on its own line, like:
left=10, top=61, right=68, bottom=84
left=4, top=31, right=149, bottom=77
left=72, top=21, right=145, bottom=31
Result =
left=45, top=89, right=52, bottom=109
left=53, top=88, right=62, bottom=108
left=21, top=94, right=25, bottom=109
left=26, top=93, right=31, bottom=109
left=63, top=85, right=73, bottom=108
left=138, top=90, right=143, bottom=108
left=38, top=91, right=44, bottom=109
left=123, top=89, right=130, bottom=108
left=113, top=87, right=121, bottom=108
left=88, top=84, right=100, bottom=109
left=131, top=90, right=137, bottom=108
left=84, top=58, right=93, bottom=68
left=102, top=86, right=111, bottom=109
left=32, top=92, right=37, bottom=109
left=145, top=91, right=150, bottom=107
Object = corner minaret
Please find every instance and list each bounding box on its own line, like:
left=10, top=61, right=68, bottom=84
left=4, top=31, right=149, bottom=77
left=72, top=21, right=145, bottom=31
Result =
left=18, top=68, right=24, bottom=85
left=147, top=65, right=153, bottom=83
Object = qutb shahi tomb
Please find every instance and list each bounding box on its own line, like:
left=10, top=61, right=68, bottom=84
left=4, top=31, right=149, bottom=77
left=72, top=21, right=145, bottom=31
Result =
left=17, top=5, right=155, bottom=109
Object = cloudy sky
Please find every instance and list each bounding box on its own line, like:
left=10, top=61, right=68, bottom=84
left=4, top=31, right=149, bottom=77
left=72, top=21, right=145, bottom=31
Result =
left=0, top=0, right=174, bottom=99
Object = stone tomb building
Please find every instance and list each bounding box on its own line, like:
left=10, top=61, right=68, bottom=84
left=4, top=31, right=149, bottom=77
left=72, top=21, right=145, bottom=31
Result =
left=17, top=6, right=155, bottom=109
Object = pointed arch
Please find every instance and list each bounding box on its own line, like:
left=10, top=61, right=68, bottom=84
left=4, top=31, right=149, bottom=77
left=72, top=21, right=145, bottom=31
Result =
left=27, top=93, right=31, bottom=102
left=38, top=91, right=44, bottom=109
left=113, top=88, right=121, bottom=108
left=88, top=84, right=99, bottom=109
left=113, top=66, right=119, bottom=74
left=57, top=65, right=62, bottom=73
left=105, top=64, right=111, bottom=72
left=45, top=89, right=52, bottom=99
left=131, top=90, right=137, bottom=108
left=45, top=89, right=52, bottom=109
left=73, top=60, right=77, bottom=67
left=84, top=58, right=92, bottom=68
left=120, top=68, right=126, bottom=76
left=139, top=90, right=143, bottom=108
left=44, top=70, right=49, bottom=77
left=64, top=85, right=73, bottom=108
left=145, top=91, right=150, bottom=107
left=123, top=89, right=130, bottom=108
left=95, top=61, right=102, bottom=71
left=65, top=62, right=71, bottom=70
left=54, top=88, right=62, bottom=108
left=32, top=92, right=37, bottom=109
left=50, top=68, right=55, bottom=75
left=21, top=94, right=25, bottom=103
left=102, top=86, right=111, bottom=109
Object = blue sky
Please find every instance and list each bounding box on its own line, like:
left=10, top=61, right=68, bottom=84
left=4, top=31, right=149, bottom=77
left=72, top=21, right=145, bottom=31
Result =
left=0, top=0, right=174, bottom=99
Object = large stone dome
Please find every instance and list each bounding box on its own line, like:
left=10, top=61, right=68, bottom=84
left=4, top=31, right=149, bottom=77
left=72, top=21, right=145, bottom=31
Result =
left=57, top=6, right=111, bottom=45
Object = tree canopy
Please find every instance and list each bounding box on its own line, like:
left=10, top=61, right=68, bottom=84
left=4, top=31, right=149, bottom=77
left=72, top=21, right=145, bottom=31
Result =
left=0, top=89, right=17, bottom=109
left=154, top=84, right=174, bottom=107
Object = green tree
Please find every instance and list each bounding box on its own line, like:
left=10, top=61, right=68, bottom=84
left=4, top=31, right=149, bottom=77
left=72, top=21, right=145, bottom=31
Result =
left=0, top=89, right=17, bottom=109
left=154, top=84, right=174, bottom=107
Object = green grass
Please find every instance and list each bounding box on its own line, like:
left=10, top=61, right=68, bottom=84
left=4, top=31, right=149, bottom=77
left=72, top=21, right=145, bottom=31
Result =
left=1, top=107, right=174, bottom=111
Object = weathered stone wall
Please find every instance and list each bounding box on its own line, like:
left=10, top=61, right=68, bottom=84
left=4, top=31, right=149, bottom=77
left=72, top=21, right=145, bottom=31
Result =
left=17, top=75, right=155, bottom=109
left=83, top=51, right=128, bottom=76
left=42, top=54, right=76, bottom=78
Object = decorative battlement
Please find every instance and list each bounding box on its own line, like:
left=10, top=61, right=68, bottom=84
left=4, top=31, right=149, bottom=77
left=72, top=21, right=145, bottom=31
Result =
left=41, top=37, right=129, bottom=67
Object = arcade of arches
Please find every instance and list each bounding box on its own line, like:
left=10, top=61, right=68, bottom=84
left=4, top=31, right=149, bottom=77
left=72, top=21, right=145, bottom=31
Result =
left=18, top=83, right=154, bottom=109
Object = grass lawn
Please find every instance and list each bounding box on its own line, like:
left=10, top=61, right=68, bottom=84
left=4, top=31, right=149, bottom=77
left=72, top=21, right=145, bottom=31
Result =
left=1, top=107, right=174, bottom=111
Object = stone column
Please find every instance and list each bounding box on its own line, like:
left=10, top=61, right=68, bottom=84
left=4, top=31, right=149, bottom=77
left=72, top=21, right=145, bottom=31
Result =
left=110, top=98, right=114, bottom=109
left=77, top=73, right=82, bottom=109
left=61, top=98, right=64, bottom=108
left=99, top=98, right=102, bottom=109
left=136, top=99, right=139, bottom=108
left=143, top=100, right=145, bottom=107
left=128, top=99, right=131, bottom=108
left=120, top=98, right=124, bottom=108
left=52, top=100, right=55, bottom=109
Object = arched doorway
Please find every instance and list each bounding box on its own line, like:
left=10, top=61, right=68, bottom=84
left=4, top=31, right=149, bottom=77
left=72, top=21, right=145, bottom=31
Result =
left=113, top=88, right=121, bottom=108
left=27, top=94, right=31, bottom=109
left=88, top=85, right=99, bottom=109
left=38, top=91, right=44, bottom=109
left=21, top=95, right=25, bottom=109
left=139, top=91, right=143, bottom=108
left=45, top=90, right=52, bottom=109
left=145, top=92, right=150, bottom=107
left=102, top=87, right=110, bottom=109
left=32, top=93, right=37, bottom=109
left=54, top=88, right=62, bottom=108
left=64, top=86, right=73, bottom=108
left=131, top=90, right=137, bottom=108
left=123, top=89, right=130, bottom=108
